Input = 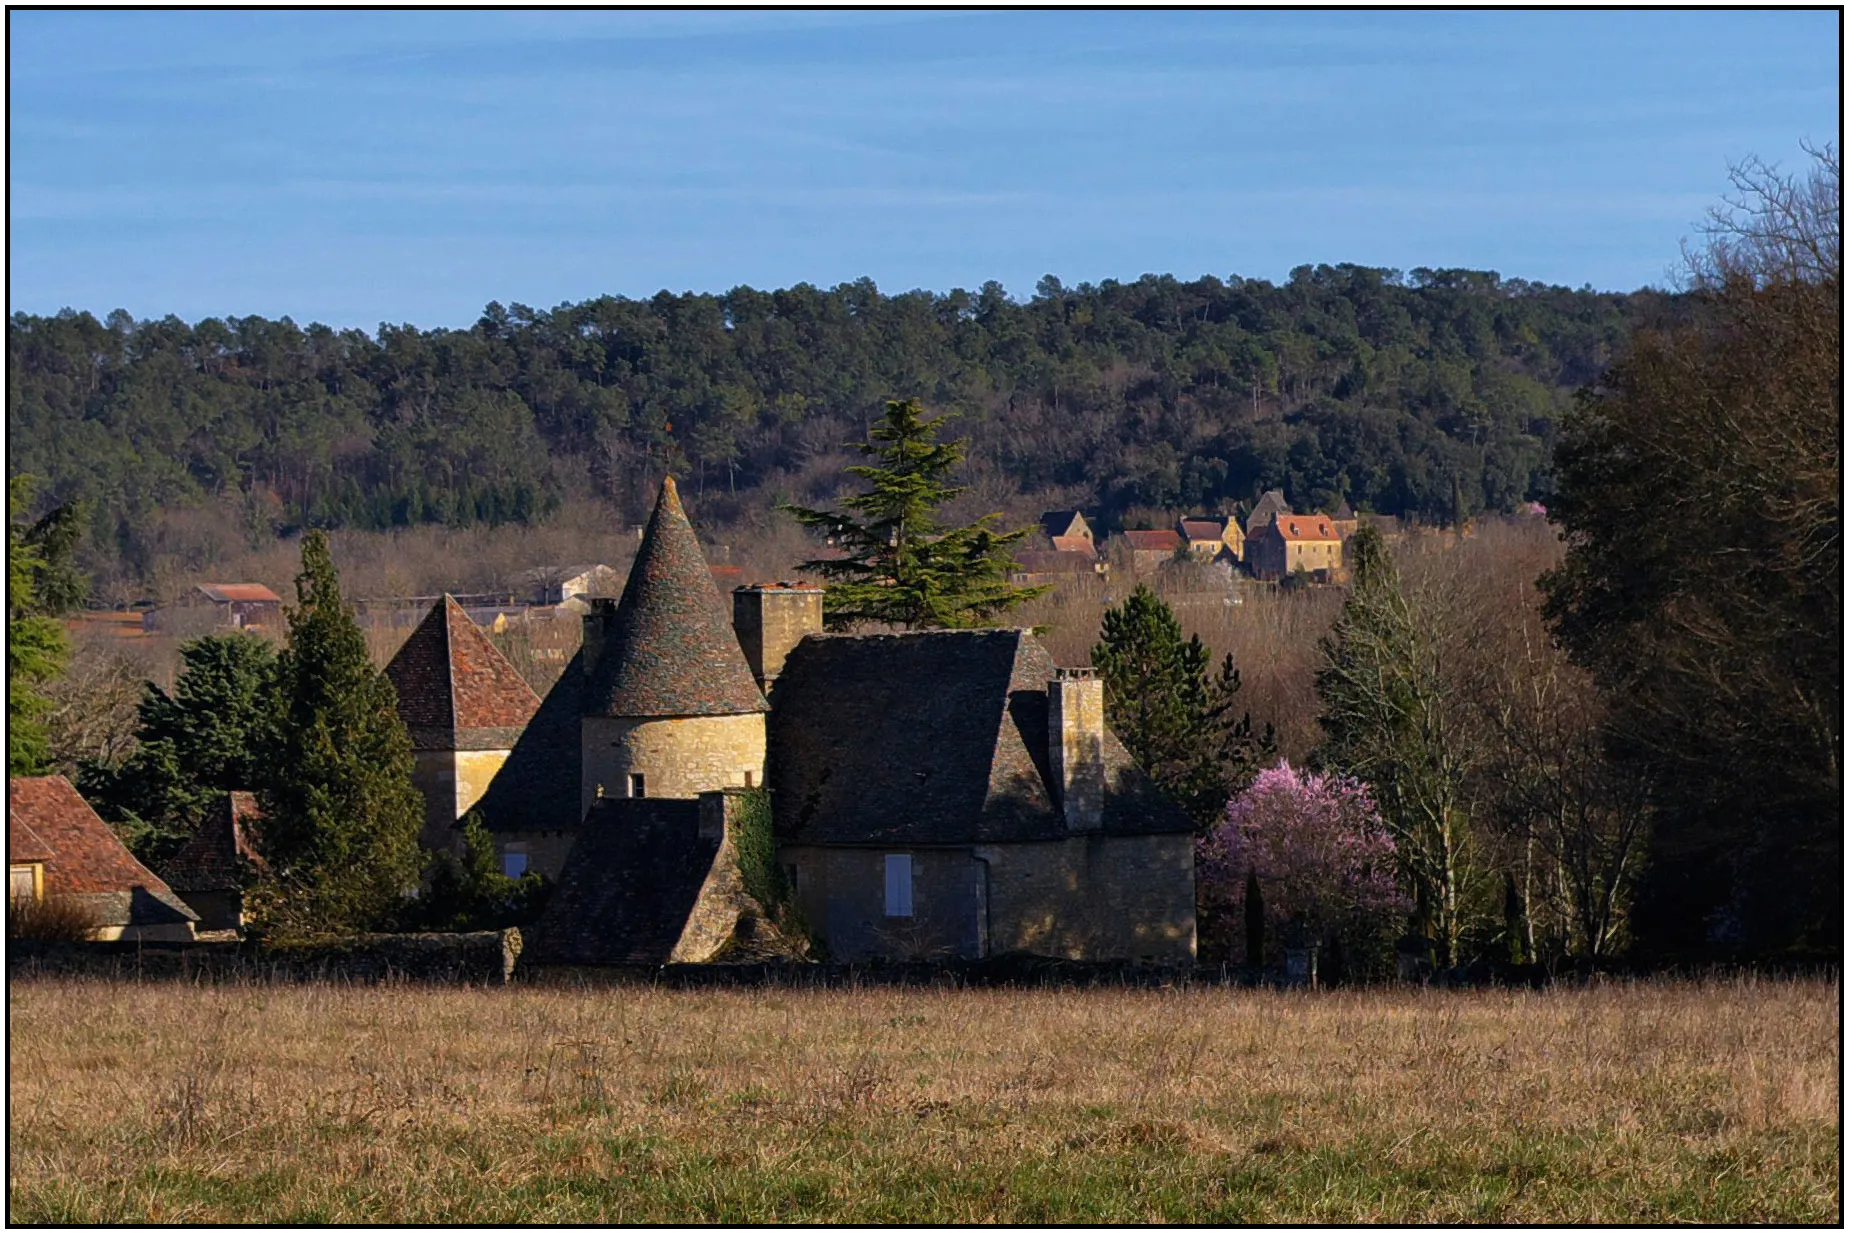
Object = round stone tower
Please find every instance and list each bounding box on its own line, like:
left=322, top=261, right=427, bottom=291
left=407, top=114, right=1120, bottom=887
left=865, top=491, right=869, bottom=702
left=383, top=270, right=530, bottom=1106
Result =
left=579, top=477, right=769, bottom=815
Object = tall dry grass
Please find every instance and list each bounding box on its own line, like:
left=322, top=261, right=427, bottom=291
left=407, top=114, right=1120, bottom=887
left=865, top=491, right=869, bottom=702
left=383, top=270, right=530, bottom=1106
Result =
left=8, top=976, right=1837, bottom=1223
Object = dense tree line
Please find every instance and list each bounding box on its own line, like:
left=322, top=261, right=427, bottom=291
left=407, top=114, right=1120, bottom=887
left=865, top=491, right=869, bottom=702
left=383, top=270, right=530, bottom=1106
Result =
left=10, top=267, right=1670, bottom=585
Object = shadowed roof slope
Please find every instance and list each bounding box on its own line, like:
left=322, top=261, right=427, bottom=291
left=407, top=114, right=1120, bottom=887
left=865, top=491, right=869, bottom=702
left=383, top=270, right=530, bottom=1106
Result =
left=584, top=477, right=768, bottom=718
left=161, top=792, right=265, bottom=894
left=9, top=776, right=197, bottom=926
left=768, top=629, right=1190, bottom=845
left=385, top=595, right=542, bottom=749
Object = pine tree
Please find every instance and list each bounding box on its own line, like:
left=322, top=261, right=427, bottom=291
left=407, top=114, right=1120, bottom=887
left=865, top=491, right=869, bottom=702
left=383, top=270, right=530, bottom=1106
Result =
left=784, top=398, right=1046, bottom=629
left=1091, top=584, right=1272, bottom=830
left=8, top=477, right=68, bottom=776
left=251, top=531, right=424, bottom=936
left=83, top=632, right=278, bottom=866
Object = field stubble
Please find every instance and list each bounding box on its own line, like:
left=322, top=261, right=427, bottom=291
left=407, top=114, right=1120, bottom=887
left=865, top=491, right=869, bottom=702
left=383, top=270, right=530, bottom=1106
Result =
left=7, top=975, right=1838, bottom=1223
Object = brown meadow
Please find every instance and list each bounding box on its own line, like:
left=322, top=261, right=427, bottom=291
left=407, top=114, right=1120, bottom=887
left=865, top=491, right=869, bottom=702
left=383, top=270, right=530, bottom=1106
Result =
left=7, top=974, right=1838, bottom=1223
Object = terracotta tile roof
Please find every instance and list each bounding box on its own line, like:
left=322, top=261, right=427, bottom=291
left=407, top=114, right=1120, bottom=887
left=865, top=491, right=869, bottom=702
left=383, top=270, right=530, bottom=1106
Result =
left=196, top=583, right=282, bottom=604
left=1048, top=534, right=1095, bottom=557
left=9, top=776, right=196, bottom=925
left=10, top=815, right=55, bottom=864
left=160, top=792, right=266, bottom=893
left=583, top=477, right=769, bottom=718
left=1178, top=518, right=1224, bottom=542
left=1121, top=529, right=1183, bottom=553
left=1272, top=516, right=1340, bottom=542
left=769, top=629, right=1191, bottom=846
left=385, top=596, right=542, bottom=750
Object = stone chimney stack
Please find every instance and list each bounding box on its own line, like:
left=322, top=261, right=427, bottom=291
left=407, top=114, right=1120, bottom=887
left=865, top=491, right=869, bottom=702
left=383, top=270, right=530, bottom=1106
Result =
left=1048, top=667, right=1105, bottom=831
left=732, top=583, right=824, bottom=694
left=581, top=596, right=620, bottom=681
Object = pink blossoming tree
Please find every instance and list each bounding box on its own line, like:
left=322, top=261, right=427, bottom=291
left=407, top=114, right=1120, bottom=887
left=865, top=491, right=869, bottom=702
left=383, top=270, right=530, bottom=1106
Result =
left=1200, top=760, right=1406, bottom=967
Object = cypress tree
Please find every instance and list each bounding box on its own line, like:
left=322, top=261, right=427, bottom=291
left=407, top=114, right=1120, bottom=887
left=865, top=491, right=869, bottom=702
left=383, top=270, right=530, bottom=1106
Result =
left=252, top=531, right=423, bottom=936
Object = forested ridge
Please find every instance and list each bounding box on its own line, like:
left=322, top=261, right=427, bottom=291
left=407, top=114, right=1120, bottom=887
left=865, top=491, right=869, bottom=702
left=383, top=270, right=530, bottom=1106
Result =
left=10, top=266, right=1675, bottom=584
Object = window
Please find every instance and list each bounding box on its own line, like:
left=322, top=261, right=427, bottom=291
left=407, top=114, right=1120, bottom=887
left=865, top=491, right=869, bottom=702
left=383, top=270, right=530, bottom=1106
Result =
left=10, top=865, right=35, bottom=902
left=503, top=851, right=528, bottom=878
left=628, top=773, right=646, bottom=798
left=884, top=854, right=913, bottom=917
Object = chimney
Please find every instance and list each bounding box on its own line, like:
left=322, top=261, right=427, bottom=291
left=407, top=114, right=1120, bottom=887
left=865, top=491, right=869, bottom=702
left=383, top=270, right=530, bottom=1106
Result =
left=733, top=583, right=824, bottom=693
left=1048, top=667, right=1105, bottom=831
left=581, top=596, right=620, bottom=680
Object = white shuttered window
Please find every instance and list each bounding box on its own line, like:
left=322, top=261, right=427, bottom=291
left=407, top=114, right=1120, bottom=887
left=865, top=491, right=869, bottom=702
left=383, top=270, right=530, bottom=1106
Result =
left=883, top=854, right=913, bottom=917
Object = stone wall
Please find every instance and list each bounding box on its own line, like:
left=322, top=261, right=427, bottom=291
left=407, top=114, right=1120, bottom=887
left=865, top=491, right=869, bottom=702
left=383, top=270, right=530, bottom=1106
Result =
left=9, top=930, right=523, bottom=985
left=981, top=833, right=1196, bottom=962
left=411, top=749, right=516, bottom=853
left=579, top=712, right=766, bottom=815
left=782, top=845, right=983, bottom=961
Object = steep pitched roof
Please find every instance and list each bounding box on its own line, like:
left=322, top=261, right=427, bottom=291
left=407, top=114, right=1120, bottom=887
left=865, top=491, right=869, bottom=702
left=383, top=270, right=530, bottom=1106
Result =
left=583, top=477, right=768, bottom=718
left=1121, top=529, right=1183, bottom=553
left=1246, top=490, right=1290, bottom=533
left=1039, top=510, right=1089, bottom=541
left=477, top=647, right=587, bottom=834
left=1332, top=499, right=1356, bottom=520
left=9, top=776, right=197, bottom=926
left=160, top=792, right=265, bottom=893
left=768, top=630, right=1190, bottom=846
left=523, top=799, right=717, bottom=965
left=385, top=596, right=542, bottom=750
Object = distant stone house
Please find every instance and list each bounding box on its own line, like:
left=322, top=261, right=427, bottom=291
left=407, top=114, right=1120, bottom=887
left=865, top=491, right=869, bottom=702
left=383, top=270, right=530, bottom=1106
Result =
left=144, top=583, right=283, bottom=634
left=1329, top=500, right=1360, bottom=541
left=1038, top=510, right=1096, bottom=555
left=1009, top=549, right=1103, bottom=588
left=1245, top=490, right=1291, bottom=538
left=1247, top=514, right=1344, bottom=582
left=385, top=596, right=544, bottom=854
left=1177, top=518, right=1227, bottom=560
left=518, top=564, right=624, bottom=608
left=1120, top=528, right=1185, bottom=574
left=453, top=477, right=1197, bottom=967
left=159, top=792, right=264, bottom=932
left=8, top=776, right=198, bottom=941
left=1220, top=518, right=1246, bottom=564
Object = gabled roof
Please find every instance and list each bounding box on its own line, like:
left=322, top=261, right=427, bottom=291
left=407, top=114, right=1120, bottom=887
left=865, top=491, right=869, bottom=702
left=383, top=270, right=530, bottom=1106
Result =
left=583, top=477, right=768, bottom=718
left=1178, top=518, right=1224, bottom=542
left=195, top=583, right=281, bottom=604
left=1121, top=529, right=1183, bottom=553
left=523, top=799, right=716, bottom=965
left=1039, top=510, right=1089, bottom=541
left=1048, top=534, right=1095, bottom=557
left=385, top=596, right=542, bottom=750
left=160, top=792, right=265, bottom=893
left=9, top=776, right=196, bottom=925
left=1270, top=515, right=1341, bottom=542
left=769, top=629, right=1191, bottom=846
left=1246, top=490, right=1290, bottom=532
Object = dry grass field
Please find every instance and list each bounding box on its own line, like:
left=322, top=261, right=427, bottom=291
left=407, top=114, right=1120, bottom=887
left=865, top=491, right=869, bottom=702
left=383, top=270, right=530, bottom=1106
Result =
left=7, top=975, right=1838, bottom=1224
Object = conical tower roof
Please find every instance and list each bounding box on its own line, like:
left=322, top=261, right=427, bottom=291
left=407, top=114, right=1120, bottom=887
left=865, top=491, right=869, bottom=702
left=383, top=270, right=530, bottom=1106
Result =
left=585, top=477, right=768, bottom=718
left=385, top=595, right=542, bottom=749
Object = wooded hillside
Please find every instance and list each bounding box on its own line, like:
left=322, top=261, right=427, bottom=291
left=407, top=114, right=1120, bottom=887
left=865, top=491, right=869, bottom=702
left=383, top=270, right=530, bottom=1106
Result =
left=9, top=266, right=1675, bottom=587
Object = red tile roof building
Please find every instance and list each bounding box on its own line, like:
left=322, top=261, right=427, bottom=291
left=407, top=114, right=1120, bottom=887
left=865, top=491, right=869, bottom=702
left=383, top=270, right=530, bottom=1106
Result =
left=8, top=776, right=197, bottom=940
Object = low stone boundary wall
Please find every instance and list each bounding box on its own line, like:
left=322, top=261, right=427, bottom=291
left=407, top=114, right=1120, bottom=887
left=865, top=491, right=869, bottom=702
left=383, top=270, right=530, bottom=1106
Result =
left=8, top=929, right=522, bottom=985
left=522, top=953, right=1201, bottom=989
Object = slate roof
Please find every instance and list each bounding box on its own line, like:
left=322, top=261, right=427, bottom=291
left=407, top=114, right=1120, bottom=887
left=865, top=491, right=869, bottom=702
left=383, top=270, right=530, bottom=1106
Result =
left=768, top=629, right=1192, bottom=846
left=385, top=595, right=542, bottom=750
left=9, top=776, right=197, bottom=926
left=582, top=477, right=769, bottom=718
left=523, top=799, right=716, bottom=964
left=1039, top=510, right=1089, bottom=541
left=1121, top=529, right=1183, bottom=553
left=1246, top=490, right=1290, bottom=533
left=160, top=792, right=265, bottom=893
left=1332, top=499, right=1356, bottom=520
left=475, top=647, right=587, bottom=835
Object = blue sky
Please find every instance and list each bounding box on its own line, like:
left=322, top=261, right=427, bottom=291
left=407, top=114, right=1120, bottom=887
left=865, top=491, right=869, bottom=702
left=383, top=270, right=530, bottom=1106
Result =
left=9, top=10, right=1839, bottom=329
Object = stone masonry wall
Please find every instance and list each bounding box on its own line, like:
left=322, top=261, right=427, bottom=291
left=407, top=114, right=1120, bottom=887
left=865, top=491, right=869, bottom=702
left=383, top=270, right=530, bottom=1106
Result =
left=980, top=833, right=1196, bottom=962
left=781, top=845, right=982, bottom=961
left=579, top=713, right=766, bottom=815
